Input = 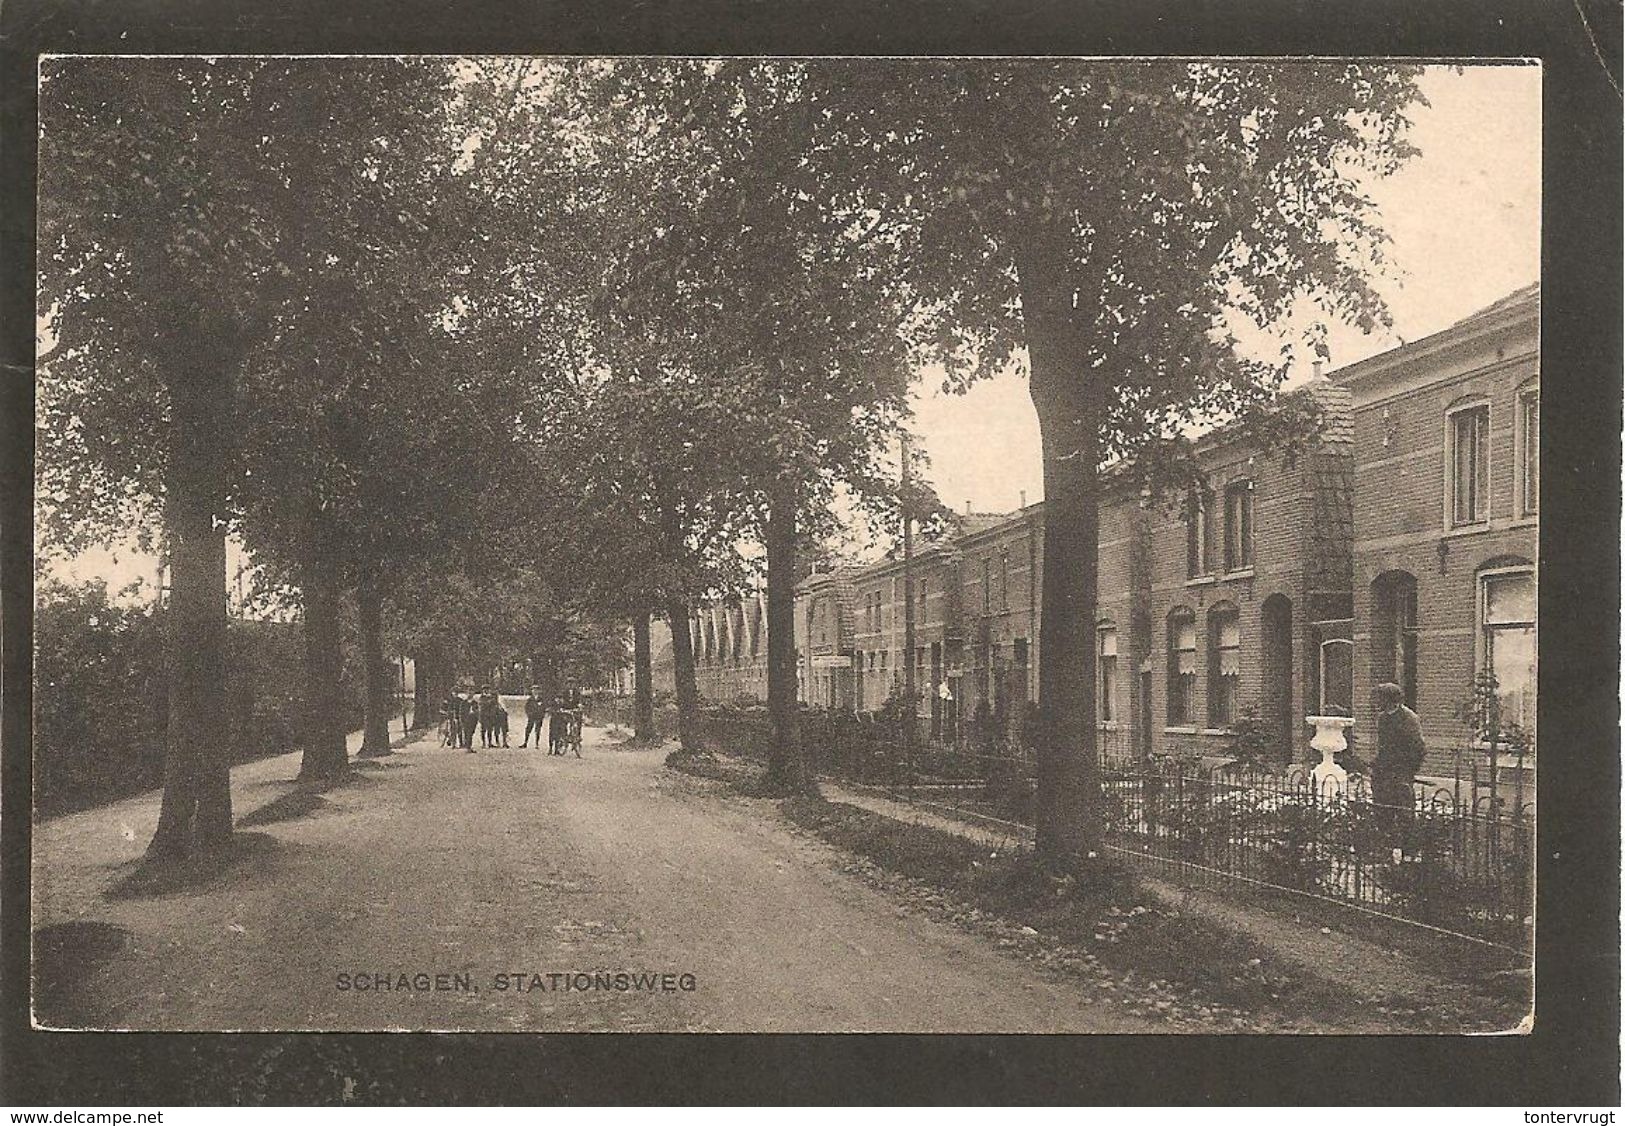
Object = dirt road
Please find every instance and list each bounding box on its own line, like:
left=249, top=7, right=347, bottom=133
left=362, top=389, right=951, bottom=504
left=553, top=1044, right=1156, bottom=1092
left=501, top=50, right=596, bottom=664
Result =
left=32, top=725, right=1153, bottom=1032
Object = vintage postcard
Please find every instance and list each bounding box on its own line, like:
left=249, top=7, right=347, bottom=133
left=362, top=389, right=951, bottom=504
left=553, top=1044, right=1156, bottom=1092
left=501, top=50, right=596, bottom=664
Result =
left=31, top=55, right=1542, bottom=1043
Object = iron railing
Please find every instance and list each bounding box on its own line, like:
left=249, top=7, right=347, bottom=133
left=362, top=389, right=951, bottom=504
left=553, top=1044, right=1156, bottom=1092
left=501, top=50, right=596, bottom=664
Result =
left=692, top=703, right=1534, bottom=952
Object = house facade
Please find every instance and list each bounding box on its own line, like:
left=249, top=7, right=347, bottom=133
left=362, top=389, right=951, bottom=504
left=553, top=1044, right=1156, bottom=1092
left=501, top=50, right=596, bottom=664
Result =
left=1341, top=284, right=1539, bottom=776
left=1137, top=381, right=1355, bottom=763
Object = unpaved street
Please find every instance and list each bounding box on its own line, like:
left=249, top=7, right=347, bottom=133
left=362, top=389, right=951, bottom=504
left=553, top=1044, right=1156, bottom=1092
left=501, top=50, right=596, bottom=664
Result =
left=32, top=725, right=1153, bottom=1032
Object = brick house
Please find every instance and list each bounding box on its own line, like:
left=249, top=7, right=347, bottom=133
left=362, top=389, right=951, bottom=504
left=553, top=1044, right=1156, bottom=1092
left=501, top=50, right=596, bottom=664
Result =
left=1341, top=284, right=1539, bottom=777
left=847, top=536, right=963, bottom=727
left=795, top=569, right=859, bottom=710
left=949, top=508, right=1043, bottom=726
left=1136, top=381, right=1355, bottom=764
left=793, top=367, right=1354, bottom=770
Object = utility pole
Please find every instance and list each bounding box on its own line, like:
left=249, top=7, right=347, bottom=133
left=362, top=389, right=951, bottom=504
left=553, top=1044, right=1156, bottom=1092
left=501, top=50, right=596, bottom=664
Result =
left=901, top=435, right=917, bottom=774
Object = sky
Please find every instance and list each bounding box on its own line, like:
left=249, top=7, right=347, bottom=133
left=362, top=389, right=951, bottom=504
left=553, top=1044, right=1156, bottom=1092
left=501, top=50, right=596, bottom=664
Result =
left=910, top=63, right=1542, bottom=516
left=41, top=61, right=1541, bottom=596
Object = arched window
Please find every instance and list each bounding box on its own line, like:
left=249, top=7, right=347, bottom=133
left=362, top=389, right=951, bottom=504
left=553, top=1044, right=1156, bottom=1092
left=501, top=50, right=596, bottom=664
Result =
left=1371, top=571, right=1419, bottom=708
left=1167, top=609, right=1198, bottom=726
left=1207, top=603, right=1240, bottom=728
left=1097, top=622, right=1119, bottom=725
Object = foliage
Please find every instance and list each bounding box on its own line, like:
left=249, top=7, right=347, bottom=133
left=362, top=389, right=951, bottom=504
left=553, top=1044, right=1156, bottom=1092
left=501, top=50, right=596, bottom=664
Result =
left=33, top=582, right=167, bottom=811
left=32, top=580, right=354, bottom=814
left=779, top=59, right=1425, bottom=857
left=1454, top=669, right=1533, bottom=756
left=1224, top=704, right=1277, bottom=768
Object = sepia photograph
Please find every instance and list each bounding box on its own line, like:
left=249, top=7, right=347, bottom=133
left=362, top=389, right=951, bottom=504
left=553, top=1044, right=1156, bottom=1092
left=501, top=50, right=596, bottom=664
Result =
left=28, top=54, right=1545, bottom=1041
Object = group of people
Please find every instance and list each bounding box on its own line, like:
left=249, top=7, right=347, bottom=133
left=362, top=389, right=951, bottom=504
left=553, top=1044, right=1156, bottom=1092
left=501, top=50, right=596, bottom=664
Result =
left=440, top=687, right=508, bottom=750
left=439, top=686, right=584, bottom=756
left=523, top=688, right=583, bottom=756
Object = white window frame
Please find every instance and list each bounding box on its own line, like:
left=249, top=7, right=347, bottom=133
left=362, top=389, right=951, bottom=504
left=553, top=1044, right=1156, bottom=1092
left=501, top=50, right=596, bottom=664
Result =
left=1208, top=606, right=1241, bottom=729
left=1097, top=623, right=1119, bottom=726
left=1168, top=611, right=1198, bottom=728
left=1318, top=637, right=1354, bottom=715
left=1445, top=398, right=1492, bottom=530
left=1223, top=479, right=1254, bottom=574
left=1517, top=381, right=1539, bottom=519
left=1477, top=564, right=1537, bottom=742
left=1186, top=486, right=1215, bottom=578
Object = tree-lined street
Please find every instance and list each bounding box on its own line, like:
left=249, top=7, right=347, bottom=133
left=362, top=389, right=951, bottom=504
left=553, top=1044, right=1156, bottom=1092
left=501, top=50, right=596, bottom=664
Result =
left=32, top=56, right=1549, bottom=1042
left=37, top=57, right=1428, bottom=868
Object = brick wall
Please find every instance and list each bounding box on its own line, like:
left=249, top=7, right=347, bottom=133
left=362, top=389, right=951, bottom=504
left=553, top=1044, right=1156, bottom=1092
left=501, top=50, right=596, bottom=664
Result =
left=1347, top=300, right=1539, bottom=770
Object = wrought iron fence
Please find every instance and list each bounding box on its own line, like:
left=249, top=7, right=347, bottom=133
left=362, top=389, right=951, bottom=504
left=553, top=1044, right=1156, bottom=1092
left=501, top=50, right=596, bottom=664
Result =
left=692, top=704, right=1533, bottom=951
left=1096, top=752, right=1533, bottom=951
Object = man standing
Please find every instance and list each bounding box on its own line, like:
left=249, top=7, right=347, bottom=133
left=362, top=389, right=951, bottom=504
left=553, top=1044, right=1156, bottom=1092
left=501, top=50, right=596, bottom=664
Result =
left=1370, top=681, right=1426, bottom=853
left=440, top=691, right=460, bottom=747
left=459, top=690, right=479, bottom=751
left=478, top=685, right=500, bottom=748
left=520, top=687, right=545, bottom=749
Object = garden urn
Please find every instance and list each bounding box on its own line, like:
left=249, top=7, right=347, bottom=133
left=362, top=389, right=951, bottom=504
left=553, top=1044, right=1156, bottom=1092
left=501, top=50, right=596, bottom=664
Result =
left=1306, top=715, right=1356, bottom=798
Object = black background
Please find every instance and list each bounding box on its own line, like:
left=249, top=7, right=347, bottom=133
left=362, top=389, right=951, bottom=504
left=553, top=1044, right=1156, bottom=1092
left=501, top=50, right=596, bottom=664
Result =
left=1, top=0, right=1619, bottom=1106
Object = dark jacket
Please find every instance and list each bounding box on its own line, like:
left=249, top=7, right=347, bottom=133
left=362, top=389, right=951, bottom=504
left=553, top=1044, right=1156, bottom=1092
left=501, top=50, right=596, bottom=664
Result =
left=525, top=695, right=545, bottom=720
left=1374, top=705, right=1427, bottom=779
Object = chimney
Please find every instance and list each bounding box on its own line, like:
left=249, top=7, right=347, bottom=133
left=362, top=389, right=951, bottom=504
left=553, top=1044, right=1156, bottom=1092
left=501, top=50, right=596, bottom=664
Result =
left=964, top=500, right=971, bottom=515
left=1312, top=360, right=1324, bottom=379
left=1019, top=489, right=1027, bottom=508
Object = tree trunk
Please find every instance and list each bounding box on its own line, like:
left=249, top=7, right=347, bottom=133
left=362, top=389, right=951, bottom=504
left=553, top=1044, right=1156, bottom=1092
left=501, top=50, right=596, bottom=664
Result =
left=357, top=564, right=393, bottom=758
left=147, top=362, right=233, bottom=860
left=632, top=607, right=656, bottom=741
left=410, top=645, right=434, bottom=730
left=299, top=550, right=350, bottom=782
left=665, top=598, right=701, bottom=753
left=1016, top=226, right=1102, bottom=867
left=764, top=477, right=809, bottom=794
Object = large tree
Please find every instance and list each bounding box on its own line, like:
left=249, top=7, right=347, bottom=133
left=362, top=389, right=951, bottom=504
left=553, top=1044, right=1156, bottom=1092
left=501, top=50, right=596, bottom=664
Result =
left=38, top=59, right=315, bottom=857
left=563, top=60, right=920, bottom=791
left=792, top=60, right=1423, bottom=863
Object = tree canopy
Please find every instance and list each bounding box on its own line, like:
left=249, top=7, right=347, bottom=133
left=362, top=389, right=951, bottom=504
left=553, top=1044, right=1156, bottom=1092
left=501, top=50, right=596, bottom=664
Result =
left=37, top=56, right=1425, bottom=862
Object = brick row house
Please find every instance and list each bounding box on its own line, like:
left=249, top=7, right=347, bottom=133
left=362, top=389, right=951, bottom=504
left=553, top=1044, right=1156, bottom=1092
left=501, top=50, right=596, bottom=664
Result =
left=1344, top=284, right=1538, bottom=778
left=1115, top=378, right=1355, bottom=765
left=651, top=285, right=1537, bottom=775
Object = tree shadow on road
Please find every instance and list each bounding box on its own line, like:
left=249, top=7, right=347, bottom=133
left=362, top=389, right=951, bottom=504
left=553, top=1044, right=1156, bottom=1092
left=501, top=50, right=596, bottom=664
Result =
left=237, top=768, right=388, bottom=826
left=236, top=789, right=335, bottom=828
left=105, top=830, right=282, bottom=901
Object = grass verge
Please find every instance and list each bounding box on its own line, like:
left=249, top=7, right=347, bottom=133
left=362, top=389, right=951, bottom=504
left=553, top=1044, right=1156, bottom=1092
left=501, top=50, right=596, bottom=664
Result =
left=779, top=794, right=1519, bottom=1031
